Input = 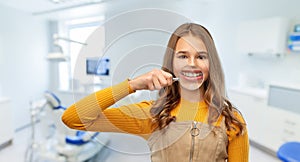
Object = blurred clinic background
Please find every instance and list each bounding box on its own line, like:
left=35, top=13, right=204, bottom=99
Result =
left=0, top=0, right=300, bottom=161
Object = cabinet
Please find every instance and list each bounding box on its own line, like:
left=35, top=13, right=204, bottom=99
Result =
left=228, top=88, right=300, bottom=153
left=0, top=98, right=14, bottom=149
left=236, top=17, right=290, bottom=57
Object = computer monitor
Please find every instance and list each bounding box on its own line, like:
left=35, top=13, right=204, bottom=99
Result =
left=86, top=57, right=110, bottom=76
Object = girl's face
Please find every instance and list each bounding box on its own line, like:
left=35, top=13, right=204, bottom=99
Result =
left=173, top=35, right=209, bottom=91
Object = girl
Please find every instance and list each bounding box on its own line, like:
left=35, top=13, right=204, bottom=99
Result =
left=62, top=23, right=249, bottom=162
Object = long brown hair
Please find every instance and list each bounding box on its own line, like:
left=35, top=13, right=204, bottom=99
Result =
left=150, top=23, right=245, bottom=136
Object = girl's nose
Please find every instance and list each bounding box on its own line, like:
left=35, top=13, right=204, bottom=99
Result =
left=188, top=58, right=196, bottom=66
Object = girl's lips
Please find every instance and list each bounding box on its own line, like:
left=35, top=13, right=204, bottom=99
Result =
left=179, top=72, right=203, bottom=81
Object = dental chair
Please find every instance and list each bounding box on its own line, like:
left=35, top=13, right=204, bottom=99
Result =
left=34, top=91, right=109, bottom=162
left=277, top=141, right=300, bottom=162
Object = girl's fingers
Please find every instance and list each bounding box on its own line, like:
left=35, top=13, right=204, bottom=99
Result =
left=147, top=82, right=155, bottom=91
left=130, top=69, right=175, bottom=91
left=152, top=76, right=161, bottom=90
left=161, top=70, right=173, bottom=86
left=157, top=72, right=168, bottom=87
left=152, top=70, right=173, bottom=90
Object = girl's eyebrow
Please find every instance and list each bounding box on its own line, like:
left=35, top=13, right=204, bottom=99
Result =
left=198, top=51, right=208, bottom=55
left=175, top=50, right=188, bottom=54
left=175, top=50, right=208, bottom=55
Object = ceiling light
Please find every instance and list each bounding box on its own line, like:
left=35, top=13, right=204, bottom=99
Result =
left=49, top=0, right=103, bottom=4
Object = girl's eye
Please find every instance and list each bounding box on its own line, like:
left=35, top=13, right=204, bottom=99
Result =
left=197, top=55, right=207, bottom=59
left=178, top=55, right=188, bottom=59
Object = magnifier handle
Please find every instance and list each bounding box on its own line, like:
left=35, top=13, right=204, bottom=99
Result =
left=172, top=78, right=179, bottom=82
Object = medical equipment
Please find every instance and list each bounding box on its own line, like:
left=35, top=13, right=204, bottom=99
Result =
left=25, top=91, right=109, bottom=162
left=47, top=34, right=87, bottom=62
left=277, top=141, right=300, bottom=162
left=86, top=57, right=110, bottom=76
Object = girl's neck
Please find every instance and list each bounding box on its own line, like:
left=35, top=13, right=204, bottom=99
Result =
left=180, top=86, right=204, bottom=102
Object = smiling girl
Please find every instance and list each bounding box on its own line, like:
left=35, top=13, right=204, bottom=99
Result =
left=62, top=23, right=249, bottom=162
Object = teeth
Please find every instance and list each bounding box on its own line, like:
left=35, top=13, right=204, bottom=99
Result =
left=182, top=72, right=202, bottom=77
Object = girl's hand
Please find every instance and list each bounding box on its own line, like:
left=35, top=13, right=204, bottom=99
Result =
left=129, top=69, right=173, bottom=91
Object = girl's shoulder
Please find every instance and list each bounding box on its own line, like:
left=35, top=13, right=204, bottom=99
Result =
left=226, top=108, right=247, bottom=141
left=231, top=107, right=246, bottom=124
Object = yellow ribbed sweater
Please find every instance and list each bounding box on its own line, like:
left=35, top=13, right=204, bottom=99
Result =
left=62, top=80, right=249, bottom=162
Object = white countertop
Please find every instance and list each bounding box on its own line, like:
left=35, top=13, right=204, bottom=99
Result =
left=229, top=87, right=268, bottom=99
left=269, top=82, right=300, bottom=91
left=0, top=97, right=10, bottom=103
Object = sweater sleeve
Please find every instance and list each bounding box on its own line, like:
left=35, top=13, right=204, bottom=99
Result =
left=227, top=111, right=250, bottom=162
left=61, top=79, right=154, bottom=135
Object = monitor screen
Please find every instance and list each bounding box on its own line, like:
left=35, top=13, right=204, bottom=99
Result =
left=86, top=57, right=110, bottom=76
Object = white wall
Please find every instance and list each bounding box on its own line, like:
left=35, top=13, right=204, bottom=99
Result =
left=0, top=5, right=48, bottom=130
left=101, top=0, right=300, bottom=90
left=83, top=0, right=213, bottom=85
left=0, top=0, right=297, bottom=140
left=204, top=0, right=300, bottom=88
left=54, top=0, right=300, bottom=104
left=57, top=0, right=214, bottom=105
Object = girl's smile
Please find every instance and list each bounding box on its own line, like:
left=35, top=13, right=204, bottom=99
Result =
left=180, top=69, right=203, bottom=81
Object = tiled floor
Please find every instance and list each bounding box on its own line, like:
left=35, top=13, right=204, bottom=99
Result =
left=0, top=126, right=281, bottom=162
